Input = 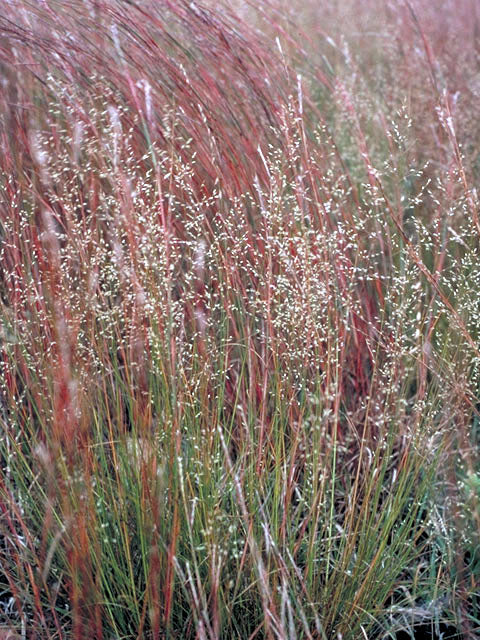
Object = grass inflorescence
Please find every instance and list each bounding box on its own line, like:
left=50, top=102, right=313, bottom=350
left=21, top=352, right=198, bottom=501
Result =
left=0, top=1, right=479, bottom=638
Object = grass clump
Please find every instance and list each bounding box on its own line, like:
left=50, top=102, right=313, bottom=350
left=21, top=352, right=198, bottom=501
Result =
left=0, top=1, right=478, bottom=638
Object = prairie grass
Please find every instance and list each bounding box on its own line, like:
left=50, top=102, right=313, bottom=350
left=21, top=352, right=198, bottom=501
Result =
left=0, top=1, right=479, bottom=638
